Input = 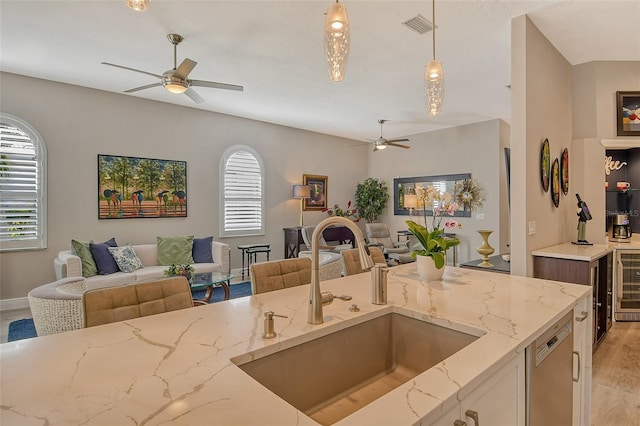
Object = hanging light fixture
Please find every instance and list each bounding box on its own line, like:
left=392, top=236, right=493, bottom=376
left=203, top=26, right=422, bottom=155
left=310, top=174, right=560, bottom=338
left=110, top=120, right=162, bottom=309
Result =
left=125, top=0, right=149, bottom=12
left=324, top=0, right=350, bottom=81
left=425, top=0, right=443, bottom=115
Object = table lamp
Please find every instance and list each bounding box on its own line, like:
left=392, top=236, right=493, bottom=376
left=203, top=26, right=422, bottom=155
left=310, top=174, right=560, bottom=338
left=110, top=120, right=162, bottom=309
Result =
left=403, top=193, right=418, bottom=216
left=293, top=185, right=311, bottom=227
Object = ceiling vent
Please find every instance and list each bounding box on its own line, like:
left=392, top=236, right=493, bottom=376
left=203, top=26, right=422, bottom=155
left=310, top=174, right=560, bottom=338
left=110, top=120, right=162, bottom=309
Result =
left=402, top=14, right=434, bottom=35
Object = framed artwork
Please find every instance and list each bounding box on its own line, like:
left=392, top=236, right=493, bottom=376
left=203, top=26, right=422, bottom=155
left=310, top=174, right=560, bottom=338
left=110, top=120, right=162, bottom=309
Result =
left=540, top=138, right=550, bottom=192
left=302, top=174, right=327, bottom=210
left=616, top=91, right=640, bottom=136
left=98, top=154, right=187, bottom=219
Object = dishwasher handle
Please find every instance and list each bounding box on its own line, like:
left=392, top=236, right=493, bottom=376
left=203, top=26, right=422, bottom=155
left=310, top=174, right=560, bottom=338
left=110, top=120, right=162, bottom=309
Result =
left=573, top=350, right=581, bottom=383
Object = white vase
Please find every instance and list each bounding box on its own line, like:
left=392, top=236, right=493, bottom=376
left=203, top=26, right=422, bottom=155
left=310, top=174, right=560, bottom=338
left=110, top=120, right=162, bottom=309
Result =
left=416, top=255, right=445, bottom=281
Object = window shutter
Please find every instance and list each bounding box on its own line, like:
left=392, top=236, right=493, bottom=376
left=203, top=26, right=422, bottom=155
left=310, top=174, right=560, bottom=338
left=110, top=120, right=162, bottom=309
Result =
left=0, top=119, right=46, bottom=250
left=223, top=150, right=263, bottom=234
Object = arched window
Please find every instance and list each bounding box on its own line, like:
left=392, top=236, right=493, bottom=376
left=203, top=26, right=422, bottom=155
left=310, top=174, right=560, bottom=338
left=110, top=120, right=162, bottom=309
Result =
left=220, top=146, right=264, bottom=237
left=0, top=114, right=47, bottom=251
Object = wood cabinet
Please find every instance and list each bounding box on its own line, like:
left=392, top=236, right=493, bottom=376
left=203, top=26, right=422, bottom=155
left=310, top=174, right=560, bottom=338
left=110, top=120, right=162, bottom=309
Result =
left=431, top=353, right=525, bottom=426
left=573, top=295, right=592, bottom=426
left=533, top=251, right=612, bottom=349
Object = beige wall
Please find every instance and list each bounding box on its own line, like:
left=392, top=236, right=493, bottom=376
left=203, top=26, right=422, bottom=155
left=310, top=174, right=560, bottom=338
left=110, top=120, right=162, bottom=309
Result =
left=0, top=72, right=370, bottom=300
left=369, top=119, right=508, bottom=265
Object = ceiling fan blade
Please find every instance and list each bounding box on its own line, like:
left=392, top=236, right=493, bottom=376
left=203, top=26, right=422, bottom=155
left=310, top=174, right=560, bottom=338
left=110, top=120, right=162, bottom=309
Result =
left=101, top=62, right=161, bottom=79
left=191, top=79, right=244, bottom=92
left=386, top=138, right=410, bottom=143
left=173, top=58, right=197, bottom=79
left=387, top=142, right=411, bottom=149
left=184, top=87, right=205, bottom=104
left=125, top=82, right=162, bottom=93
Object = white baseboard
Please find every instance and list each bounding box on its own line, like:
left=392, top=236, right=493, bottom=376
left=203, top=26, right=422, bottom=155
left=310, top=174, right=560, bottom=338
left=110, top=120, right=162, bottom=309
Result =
left=0, top=297, right=29, bottom=312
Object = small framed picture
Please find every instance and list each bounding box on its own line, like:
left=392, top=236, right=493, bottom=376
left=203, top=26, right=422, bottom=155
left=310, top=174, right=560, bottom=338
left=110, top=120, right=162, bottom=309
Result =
left=302, top=174, right=327, bottom=210
left=616, top=91, right=640, bottom=136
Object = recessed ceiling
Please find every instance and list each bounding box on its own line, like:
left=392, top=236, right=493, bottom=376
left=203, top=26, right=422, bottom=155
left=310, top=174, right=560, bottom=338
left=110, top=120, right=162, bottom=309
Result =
left=1, top=1, right=638, bottom=142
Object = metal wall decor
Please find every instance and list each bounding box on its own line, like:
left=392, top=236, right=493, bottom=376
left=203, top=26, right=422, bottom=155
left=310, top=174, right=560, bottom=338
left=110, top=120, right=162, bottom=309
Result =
left=540, top=138, right=550, bottom=192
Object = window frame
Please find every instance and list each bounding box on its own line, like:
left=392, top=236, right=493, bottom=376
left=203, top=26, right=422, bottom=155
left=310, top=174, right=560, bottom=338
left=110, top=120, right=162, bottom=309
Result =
left=0, top=113, right=47, bottom=251
left=219, top=145, right=265, bottom=238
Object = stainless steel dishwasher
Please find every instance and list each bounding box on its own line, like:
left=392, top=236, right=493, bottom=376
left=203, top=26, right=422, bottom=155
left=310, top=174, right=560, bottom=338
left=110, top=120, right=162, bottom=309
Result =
left=526, top=310, right=573, bottom=426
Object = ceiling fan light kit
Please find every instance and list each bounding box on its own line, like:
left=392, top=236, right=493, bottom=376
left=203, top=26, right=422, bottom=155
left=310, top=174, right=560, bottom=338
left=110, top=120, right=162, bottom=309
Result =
left=369, top=119, right=411, bottom=152
left=425, top=0, right=444, bottom=116
left=125, top=0, right=149, bottom=12
left=324, top=0, right=350, bottom=81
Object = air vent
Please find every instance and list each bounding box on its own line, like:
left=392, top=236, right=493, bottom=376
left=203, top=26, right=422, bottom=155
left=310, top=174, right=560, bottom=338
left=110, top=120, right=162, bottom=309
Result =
left=402, top=14, right=433, bottom=35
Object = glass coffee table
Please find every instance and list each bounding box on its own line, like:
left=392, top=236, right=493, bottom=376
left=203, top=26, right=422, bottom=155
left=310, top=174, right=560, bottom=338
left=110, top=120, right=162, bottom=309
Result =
left=190, top=272, right=233, bottom=303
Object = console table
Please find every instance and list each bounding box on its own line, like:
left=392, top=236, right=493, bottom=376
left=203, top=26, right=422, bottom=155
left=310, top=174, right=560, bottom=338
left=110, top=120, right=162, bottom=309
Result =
left=283, top=226, right=355, bottom=259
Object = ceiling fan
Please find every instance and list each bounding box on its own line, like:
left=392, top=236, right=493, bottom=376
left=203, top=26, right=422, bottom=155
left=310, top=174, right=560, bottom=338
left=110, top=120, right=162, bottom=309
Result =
left=101, top=33, right=243, bottom=104
left=367, top=119, right=410, bottom=152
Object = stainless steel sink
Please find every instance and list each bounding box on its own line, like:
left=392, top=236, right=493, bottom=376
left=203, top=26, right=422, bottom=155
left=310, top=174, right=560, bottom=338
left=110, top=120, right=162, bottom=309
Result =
left=234, top=312, right=480, bottom=425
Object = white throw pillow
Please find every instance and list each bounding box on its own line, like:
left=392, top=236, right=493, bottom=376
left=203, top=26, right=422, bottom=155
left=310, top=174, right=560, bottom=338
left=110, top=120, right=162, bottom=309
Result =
left=108, top=245, right=143, bottom=273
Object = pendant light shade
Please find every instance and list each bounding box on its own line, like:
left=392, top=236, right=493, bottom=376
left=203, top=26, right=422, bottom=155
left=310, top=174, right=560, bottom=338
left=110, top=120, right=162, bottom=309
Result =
left=324, top=1, right=350, bottom=81
left=125, top=0, right=149, bottom=12
left=424, top=0, right=443, bottom=115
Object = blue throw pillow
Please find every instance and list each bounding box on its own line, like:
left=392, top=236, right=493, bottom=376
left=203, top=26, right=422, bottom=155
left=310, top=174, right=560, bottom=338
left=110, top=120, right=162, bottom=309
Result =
left=192, top=236, right=214, bottom=263
left=89, top=239, right=119, bottom=275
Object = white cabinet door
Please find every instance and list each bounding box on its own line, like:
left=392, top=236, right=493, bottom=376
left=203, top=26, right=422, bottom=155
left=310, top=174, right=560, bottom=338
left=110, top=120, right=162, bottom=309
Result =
left=430, top=353, right=525, bottom=426
left=573, top=295, right=592, bottom=426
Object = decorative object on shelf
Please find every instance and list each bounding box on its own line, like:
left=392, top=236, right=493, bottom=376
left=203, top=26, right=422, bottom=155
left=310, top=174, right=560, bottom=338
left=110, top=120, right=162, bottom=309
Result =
left=453, top=178, right=484, bottom=211
left=354, top=177, right=389, bottom=223
left=424, top=0, right=444, bottom=116
left=302, top=174, right=328, bottom=210
left=406, top=220, right=460, bottom=281
left=164, top=264, right=195, bottom=281
left=572, top=193, right=593, bottom=245
left=98, top=154, right=187, bottom=219
left=616, top=91, right=640, bottom=136
left=126, top=0, right=148, bottom=11
left=551, top=157, right=560, bottom=207
left=292, top=184, right=311, bottom=227
left=415, top=184, right=459, bottom=231
left=560, top=148, right=569, bottom=195
left=540, top=138, right=550, bottom=192
left=324, top=0, right=350, bottom=82
left=476, top=230, right=495, bottom=268
left=322, top=200, right=359, bottom=222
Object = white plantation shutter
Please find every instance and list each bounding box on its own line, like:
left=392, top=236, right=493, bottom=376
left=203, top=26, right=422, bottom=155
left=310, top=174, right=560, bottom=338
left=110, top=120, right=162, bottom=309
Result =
left=220, top=146, right=264, bottom=236
left=0, top=115, right=47, bottom=251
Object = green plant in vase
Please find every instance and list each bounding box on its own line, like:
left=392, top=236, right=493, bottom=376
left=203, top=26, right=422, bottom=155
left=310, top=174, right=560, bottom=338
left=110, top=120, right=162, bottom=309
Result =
left=406, top=220, right=460, bottom=269
left=164, top=264, right=195, bottom=280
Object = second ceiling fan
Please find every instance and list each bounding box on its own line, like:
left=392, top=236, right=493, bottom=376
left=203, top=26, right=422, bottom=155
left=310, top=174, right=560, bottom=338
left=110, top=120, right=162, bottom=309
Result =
left=367, top=120, right=410, bottom=152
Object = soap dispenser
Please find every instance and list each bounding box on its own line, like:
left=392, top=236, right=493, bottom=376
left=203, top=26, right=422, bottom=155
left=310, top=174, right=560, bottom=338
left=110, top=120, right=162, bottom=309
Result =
left=262, top=311, right=288, bottom=339
left=371, top=264, right=388, bottom=305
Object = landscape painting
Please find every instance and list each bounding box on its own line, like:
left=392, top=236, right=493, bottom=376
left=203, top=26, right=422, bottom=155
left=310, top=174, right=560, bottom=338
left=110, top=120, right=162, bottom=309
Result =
left=98, top=154, right=187, bottom=219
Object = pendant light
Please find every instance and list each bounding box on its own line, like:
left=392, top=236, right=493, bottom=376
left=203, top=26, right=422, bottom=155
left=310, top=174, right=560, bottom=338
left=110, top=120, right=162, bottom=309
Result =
left=324, top=0, right=350, bottom=81
left=126, top=0, right=149, bottom=12
left=425, top=0, right=443, bottom=115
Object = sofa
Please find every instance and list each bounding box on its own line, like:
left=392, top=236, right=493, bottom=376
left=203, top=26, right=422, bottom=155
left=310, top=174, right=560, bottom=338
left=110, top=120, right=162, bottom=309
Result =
left=54, top=237, right=231, bottom=291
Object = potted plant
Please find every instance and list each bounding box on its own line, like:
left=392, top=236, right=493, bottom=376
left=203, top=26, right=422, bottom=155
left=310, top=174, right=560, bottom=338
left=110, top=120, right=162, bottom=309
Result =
left=406, top=220, right=460, bottom=281
left=354, top=178, right=389, bottom=223
left=164, top=264, right=195, bottom=281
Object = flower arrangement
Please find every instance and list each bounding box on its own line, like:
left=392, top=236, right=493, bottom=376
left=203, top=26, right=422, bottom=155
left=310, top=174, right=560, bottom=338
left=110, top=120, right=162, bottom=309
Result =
left=406, top=220, right=460, bottom=269
left=322, top=201, right=360, bottom=222
left=164, top=264, right=195, bottom=279
left=414, top=184, right=460, bottom=231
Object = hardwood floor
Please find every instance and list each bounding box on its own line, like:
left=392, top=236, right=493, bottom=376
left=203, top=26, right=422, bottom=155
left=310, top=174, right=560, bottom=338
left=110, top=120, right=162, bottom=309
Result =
left=592, top=321, right=640, bottom=426
left=2, top=309, right=640, bottom=425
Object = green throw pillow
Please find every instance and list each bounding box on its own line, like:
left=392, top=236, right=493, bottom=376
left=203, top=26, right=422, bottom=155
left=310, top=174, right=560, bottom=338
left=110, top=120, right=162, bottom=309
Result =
left=157, top=235, right=195, bottom=266
left=71, top=239, right=98, bottom=278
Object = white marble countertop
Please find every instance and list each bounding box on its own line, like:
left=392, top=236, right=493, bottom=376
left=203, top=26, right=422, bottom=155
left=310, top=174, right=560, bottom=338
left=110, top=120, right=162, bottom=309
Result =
left=531, top=242, right=613, bottom=261
left=0, top=264, right=590, bottom=425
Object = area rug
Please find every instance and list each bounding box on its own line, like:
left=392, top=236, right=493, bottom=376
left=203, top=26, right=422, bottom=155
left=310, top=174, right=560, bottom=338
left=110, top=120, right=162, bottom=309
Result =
left=7, top=281, right=252, bottom=343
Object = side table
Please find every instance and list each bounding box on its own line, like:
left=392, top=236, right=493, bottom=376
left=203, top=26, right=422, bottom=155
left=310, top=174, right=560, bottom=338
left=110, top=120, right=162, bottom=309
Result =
left=238, top=244, right=271, bottom=280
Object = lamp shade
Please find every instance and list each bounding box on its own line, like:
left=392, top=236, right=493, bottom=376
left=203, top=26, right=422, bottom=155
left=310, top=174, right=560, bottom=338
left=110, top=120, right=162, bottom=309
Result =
left=403, top=194, right=418, bottom=209
left=126, top=0, right=149, bottom=11
left=293, top=185, right=311, bottom=198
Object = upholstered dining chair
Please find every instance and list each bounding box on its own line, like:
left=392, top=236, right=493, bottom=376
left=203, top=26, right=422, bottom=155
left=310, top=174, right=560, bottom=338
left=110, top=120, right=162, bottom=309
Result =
left=341, top=246, right=386, bottom=276
left=82, top=276, right=194, bottom=328
left=250, top=257, right=312, bottom=295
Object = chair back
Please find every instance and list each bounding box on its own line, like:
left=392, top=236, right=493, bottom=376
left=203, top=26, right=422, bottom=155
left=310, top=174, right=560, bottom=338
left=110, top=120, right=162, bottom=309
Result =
left=341, top=246, right=386, bottom=276
left=365, top=223, right=395, bottom=249
left=250, top=257, right=312, bottom=294
left=83, top=276, right=194, bottom=327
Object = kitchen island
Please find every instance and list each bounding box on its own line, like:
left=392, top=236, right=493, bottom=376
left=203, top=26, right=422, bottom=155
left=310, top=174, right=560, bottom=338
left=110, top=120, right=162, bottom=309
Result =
left=0, top=263, right=591, bottom=425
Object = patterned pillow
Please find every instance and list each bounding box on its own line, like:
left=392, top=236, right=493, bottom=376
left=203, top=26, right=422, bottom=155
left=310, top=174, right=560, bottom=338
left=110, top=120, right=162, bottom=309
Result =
left=157, top=235, right=195, bottom=266
left=71, top=239, right=98, bottom=278
left=108, top=245, right=143, bottom=273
